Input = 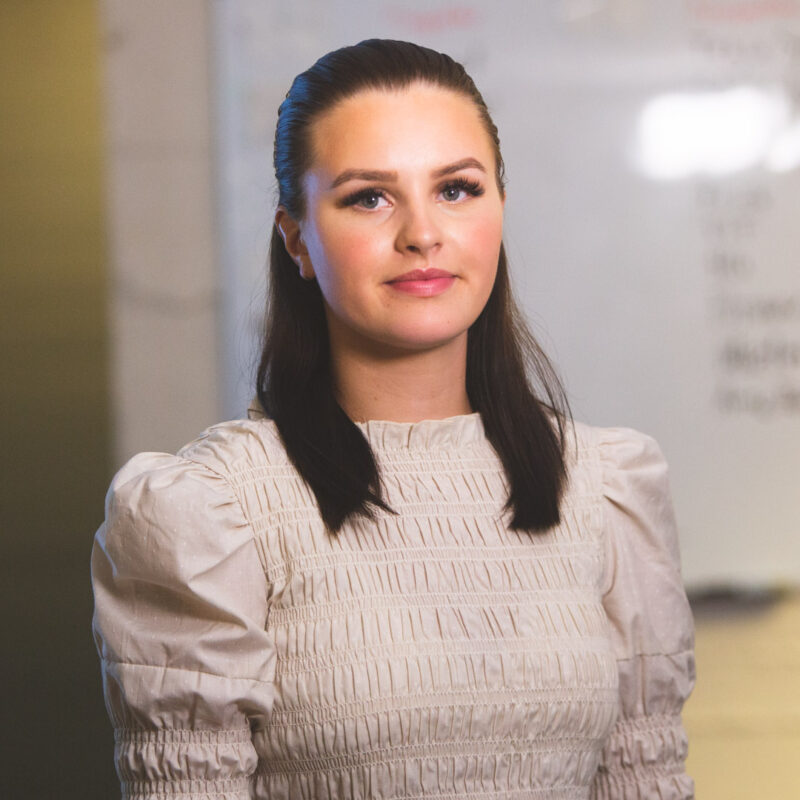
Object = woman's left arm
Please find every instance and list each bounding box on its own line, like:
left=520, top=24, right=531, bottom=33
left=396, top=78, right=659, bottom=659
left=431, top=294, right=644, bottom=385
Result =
left=591, top=429, right=696, bottom=800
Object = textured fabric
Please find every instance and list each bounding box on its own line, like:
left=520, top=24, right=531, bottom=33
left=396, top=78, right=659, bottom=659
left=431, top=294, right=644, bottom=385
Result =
left=91, top=412, right=695, bottom=799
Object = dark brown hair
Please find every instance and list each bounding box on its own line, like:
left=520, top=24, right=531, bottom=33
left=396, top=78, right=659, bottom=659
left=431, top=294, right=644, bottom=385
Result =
left=257, top=39, right=570, bottom=532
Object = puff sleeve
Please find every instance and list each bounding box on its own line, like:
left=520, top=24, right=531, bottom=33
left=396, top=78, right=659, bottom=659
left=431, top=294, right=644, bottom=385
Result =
left=91, top=452, right=275, bottom=800
left=590, top=429, right=696, bottom=800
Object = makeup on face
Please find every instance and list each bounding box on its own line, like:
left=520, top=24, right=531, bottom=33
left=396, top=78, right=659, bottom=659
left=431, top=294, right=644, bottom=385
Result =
left=385, top=269, right=457, bottom=297
left=284, top=84, right=505, bottom=357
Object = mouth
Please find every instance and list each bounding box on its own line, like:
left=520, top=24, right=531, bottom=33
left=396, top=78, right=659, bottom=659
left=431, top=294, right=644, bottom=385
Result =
left=385, top=269, right=456, bottom=297
left=386, top=269, right=455, bottom=283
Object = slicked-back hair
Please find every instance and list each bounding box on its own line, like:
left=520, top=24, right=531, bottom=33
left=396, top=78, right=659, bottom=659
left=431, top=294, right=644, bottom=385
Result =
left=257, top=39, right=571, bottom=533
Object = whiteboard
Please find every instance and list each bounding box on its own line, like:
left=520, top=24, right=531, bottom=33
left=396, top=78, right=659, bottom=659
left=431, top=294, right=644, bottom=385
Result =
left=211, top=0, right=800, bottom=587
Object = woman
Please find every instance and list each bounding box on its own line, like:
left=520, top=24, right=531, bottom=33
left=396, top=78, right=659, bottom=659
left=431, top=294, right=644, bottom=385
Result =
left=92, top=39, right=695, bottom=799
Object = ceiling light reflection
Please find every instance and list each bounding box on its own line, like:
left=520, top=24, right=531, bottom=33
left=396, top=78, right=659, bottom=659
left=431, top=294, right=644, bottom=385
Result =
left=765, top=120, right=800, bottom=173
left=634, top=87, right=795, bottom=180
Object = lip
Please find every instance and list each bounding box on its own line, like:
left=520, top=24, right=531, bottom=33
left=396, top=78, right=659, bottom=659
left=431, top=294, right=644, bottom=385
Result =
left=387, top=269, right=454, bottom=282
left=386, top=269, right=456, bottom=297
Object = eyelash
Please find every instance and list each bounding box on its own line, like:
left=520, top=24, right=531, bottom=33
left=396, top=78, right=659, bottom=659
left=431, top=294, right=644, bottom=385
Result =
left=441, top=177, right=485, bottom=200
left=340, top=177, right=485, bottom=209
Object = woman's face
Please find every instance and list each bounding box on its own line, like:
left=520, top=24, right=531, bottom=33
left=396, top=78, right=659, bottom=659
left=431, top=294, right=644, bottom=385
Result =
left=278, top=82, right=505, bottom=359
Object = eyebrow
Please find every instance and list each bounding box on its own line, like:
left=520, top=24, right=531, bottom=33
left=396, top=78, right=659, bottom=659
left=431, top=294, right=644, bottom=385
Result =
left=329, top=157, right=487, bottom=189
left=432, top=157, right=487, bottom=179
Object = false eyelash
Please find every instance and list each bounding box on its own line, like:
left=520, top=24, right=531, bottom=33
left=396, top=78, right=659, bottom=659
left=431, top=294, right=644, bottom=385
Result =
left=440, top=177, right=484, bottom=197
left=338, top=177, right=486, bottom=209
left=338, top=187, right=387, bottom=208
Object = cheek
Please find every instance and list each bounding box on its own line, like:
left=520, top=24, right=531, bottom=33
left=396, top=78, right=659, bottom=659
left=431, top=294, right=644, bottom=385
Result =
left=462, top=213, right=504, bottom=272
left=338, top=230, right=383, bottom=269
left=317, top=227, right=382, bottom=283
left=310, top=225, right=385, bottom=313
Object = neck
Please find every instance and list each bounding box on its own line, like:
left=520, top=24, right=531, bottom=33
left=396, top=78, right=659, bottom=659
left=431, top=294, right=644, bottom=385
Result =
left=329, top=332, right=473, bottom=424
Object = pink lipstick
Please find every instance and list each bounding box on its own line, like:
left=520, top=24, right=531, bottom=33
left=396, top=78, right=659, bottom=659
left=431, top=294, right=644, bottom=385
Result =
left=386, top=269, right=456, bottom=297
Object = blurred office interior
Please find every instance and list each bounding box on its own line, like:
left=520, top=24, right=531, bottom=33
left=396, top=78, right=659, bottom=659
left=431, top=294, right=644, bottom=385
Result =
left=1, top=2, right=798, bottom=797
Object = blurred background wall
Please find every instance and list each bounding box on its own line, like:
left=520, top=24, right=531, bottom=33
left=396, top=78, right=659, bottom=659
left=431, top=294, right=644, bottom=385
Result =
left=0, top=1, right=797, bottom=798
left=0, top=0, right=118, bottom=795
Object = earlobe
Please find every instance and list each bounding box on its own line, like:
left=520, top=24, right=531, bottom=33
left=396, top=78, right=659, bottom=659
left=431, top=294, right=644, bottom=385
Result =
left=275, top=207, right=315, bottom=279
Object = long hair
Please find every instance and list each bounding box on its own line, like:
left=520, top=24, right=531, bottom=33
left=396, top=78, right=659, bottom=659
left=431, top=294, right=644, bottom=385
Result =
left=257, top=39, right=571, bottom=532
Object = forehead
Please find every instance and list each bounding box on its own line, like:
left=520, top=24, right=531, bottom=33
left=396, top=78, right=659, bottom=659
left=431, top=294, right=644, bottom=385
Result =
left=308, top=83, right=494, bottom=174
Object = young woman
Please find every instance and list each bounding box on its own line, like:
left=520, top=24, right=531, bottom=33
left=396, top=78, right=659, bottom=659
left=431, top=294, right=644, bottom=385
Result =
left=92, top=40, right=695, bottom=800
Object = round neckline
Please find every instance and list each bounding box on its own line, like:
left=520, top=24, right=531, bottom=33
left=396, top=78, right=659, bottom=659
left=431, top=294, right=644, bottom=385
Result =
left=248, top=397, right=485, bottom=450
left=355, top=412, right=485, bottom=450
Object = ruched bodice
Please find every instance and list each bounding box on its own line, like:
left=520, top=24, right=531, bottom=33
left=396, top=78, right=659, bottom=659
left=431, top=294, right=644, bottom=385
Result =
left=92, top=413, right=695, bottom=799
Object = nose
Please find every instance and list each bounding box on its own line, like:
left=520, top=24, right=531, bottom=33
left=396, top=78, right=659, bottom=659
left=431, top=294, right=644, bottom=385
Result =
left=395, top=201, right=442, bottom=257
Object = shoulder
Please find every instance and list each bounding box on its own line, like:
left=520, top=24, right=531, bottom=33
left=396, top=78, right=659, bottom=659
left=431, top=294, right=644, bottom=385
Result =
left=569, top=418, right=673, bottom=514
left=177, top=416, right=290, bottom=477
left=100, top=417, right=289, bottom=569
left=562, top=419, right=680, bottom=564
left=110, top=416, right=286, bottom=487
left=568, top=419, right=665, bottom=468
left=92, top=424, right=275, bottom=698
left=566, top=420, right=669, bottom=500
left=568, top=422, right=684, bottom=599
left=106, top=417, right=288, bottom=509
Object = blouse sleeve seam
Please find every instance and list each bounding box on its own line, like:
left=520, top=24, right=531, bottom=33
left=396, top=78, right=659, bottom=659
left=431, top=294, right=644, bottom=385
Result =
left=102, top=657, right=274, bottom=687
left=595, top=425, right=662, bottom=597
left=115, top=727, right=251, bottom=745
left=615, top=647, right=693, bottom=664
left=175, top=453, right=270, bottom=579
left=607, top=711, right=684, bottom=729
left=595, top=762, right=688, bottom=783
left=597, top=438, right=614, bottom=597
left=119, top=776, right=251, bottom=797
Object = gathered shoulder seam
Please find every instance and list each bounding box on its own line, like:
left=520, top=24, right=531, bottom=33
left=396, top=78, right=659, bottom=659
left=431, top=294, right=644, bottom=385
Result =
left=174, top=453, right=271, bottom=580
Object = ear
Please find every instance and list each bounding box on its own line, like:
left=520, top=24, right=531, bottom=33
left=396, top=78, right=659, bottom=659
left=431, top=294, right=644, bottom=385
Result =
left=275, top=207, right=315, bottom=279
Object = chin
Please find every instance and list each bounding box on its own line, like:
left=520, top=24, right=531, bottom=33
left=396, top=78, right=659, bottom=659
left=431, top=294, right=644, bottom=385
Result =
left=379, top=327, right=470, bottom=354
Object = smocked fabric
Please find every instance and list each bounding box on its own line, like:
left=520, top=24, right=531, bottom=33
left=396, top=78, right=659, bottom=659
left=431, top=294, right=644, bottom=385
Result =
left=91, top=412, right=695, bottom=799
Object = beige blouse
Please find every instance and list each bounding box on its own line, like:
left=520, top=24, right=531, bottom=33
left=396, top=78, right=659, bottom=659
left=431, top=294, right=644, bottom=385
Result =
left=91, top=411, right=695, bottom=799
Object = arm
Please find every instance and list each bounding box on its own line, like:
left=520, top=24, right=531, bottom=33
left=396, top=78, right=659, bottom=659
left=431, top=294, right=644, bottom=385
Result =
left=590, top=429, right=695, bottom=800
left=91, top=452, right=275, bottom=800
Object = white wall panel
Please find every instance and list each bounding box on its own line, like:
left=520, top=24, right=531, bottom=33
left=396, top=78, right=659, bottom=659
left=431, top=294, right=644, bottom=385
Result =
left=212, top=0, right=800, bottom=586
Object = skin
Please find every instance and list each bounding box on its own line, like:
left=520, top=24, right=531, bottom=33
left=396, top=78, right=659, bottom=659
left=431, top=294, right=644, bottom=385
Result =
left=276, top=82, right=505, bottom=422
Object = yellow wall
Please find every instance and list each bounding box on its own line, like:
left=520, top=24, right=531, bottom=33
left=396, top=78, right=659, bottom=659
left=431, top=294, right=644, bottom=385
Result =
left=685, top=592, right=800, bottom=799
left=0, top=1, right=110, bottom=552
left=0, top=0, right=117, bottom=794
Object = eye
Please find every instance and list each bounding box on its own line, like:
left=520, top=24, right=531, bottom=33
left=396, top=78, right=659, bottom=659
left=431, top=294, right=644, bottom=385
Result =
left=339, top=187, right=390, bottom=210
left=439, top=177, right=485, bottom=203
left=442, top=185, right=463, bottom=202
